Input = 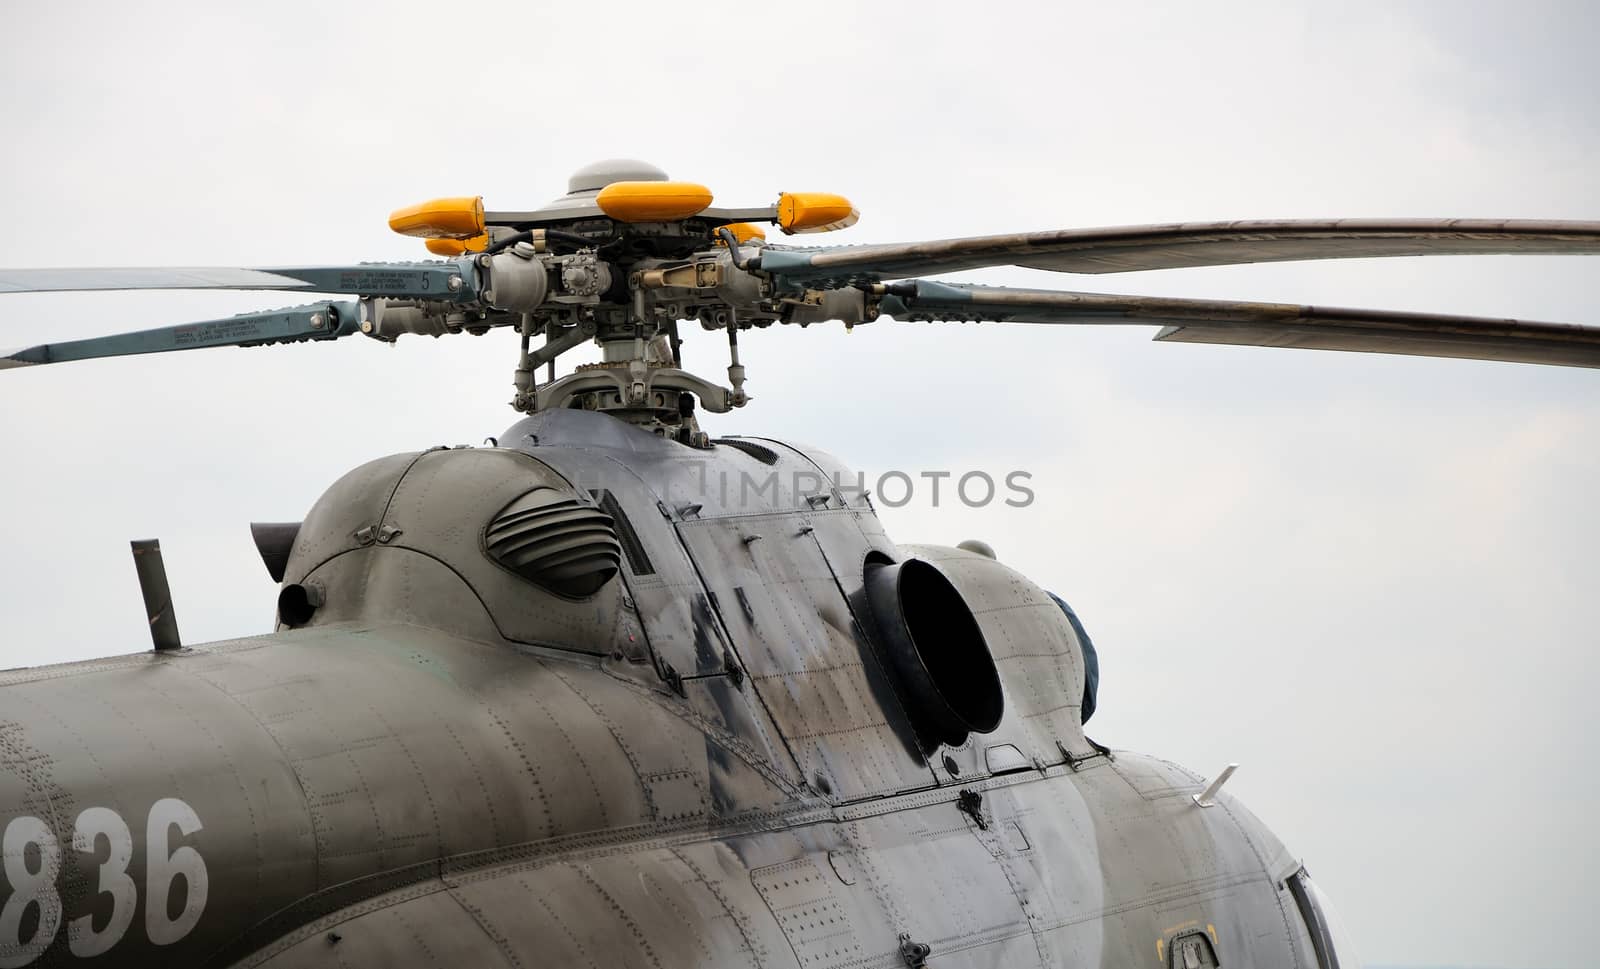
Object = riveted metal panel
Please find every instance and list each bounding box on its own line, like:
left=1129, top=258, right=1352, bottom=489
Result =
left=682, top=675, right=805, bottom=812
left=0, top=645, right=319, bottom=968
left=283, top=452, right=421, bottom=581
left=236, top=880, right=508, bottom=969
left=443, top=849, right=776, bottom=969
left=528, top=446, right=734, bottom=678
left=677, top=513, right=935, bottom=801
left=375, top=448, right=624, bottom=653
left=751, top=857, right=865, bottom=966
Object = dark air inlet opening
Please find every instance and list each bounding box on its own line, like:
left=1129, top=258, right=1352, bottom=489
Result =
left=865, top=559, right=1004, bottom=746
left=278, top=583, right=320, bottom=628
left=898, top=562, right=1001, bottom=723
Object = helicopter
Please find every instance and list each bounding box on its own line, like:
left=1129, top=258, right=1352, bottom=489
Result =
left=0, top=159, right=1596, bottom=969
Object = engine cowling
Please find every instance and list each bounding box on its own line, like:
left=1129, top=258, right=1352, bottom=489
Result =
left=867, top=544, right=1099, bottom=767
left=864, top=558, right=1004, bottom=747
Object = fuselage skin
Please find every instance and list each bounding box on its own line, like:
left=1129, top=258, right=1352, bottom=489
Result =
left=0, top=410, right=1327, bottom=968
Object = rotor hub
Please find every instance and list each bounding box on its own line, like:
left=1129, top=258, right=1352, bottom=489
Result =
left=565, top=159, right=670, bottom=195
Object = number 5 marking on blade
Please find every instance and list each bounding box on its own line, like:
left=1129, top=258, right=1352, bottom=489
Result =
left=68, top=808, right=136, bottom=957
left=0, top=817, right=61, bottom=969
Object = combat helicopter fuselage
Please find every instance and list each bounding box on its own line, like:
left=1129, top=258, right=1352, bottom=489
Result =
left=0, top=407, right=1344, bottom=968
left=8, top=158, right=1597, bottom=969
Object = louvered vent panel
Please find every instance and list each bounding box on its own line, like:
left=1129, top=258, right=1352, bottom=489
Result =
left=714, top=437, right=779, bottom=465
left=486, top=488, right=621, bottom=597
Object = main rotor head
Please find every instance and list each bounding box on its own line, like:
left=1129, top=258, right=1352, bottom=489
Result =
left=5, top=161, right=1600, bottom=445
left=374, top=160, right=868, bottom=444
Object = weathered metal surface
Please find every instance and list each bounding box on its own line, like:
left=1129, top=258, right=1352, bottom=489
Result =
left=761, top=218, right=1600, bottom=279
left=878, top=280, right=1600, bottom=369
left=0, top=410, right=1337, bottom=968
left=8, top=160, right=1589, bottom=969
left=678, top=510, right=936, bottom=802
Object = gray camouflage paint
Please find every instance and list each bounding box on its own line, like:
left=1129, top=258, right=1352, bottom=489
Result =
left=0, top=409, right=1326, bottom=967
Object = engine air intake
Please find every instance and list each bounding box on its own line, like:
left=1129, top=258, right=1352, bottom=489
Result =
left=486, top=487, right=621, bottom=597
left=865, top=559, right=1003, bottom=746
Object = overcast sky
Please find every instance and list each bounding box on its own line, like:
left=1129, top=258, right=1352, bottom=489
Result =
left=1, top=3, right=1596, bottom=967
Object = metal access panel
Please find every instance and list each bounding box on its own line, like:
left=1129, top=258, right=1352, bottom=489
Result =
left=751, top=857, right=867, bottom=967
left=676, top=511, right=936, bottom=800
left=1168, top=931, right=1222, bottom=968
left=533, top=447, right=733, bottom=678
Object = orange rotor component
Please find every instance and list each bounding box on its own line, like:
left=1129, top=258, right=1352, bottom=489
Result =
left=388, top=196, right=486, bottom=239
left=596, top=181, right=714, bottom=222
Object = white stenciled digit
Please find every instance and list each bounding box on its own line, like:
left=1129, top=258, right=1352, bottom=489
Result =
left=68, top=807, right=136, bottom=958
left=144, top=799, right=207, bottom=946
left=0, top=816, right=62, bottom=969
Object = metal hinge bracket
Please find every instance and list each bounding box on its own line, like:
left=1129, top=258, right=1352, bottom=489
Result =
left=956, top=788, right=987, bottom=830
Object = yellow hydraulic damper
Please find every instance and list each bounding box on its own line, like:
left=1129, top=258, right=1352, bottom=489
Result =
left=777, top=193, right=859, bottom=234
left=425, top=235, right=490, bottom=256
left=596, top=181, right=714, bottom=222
left=716, top=222, right=767, bottom=244
left=388, top=197, right=486, bottom=239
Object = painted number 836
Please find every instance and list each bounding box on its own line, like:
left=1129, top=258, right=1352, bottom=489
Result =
left=1, top=799, right=207, bottom=966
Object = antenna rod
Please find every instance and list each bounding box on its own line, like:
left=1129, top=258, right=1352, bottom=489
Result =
left=130, top=539, right=181, bottom=651
left=1193, top=763, right=1239, bottom=807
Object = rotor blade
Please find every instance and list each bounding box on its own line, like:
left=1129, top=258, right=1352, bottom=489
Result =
left=880, top=280, right=1600, bottom=369
left=0, top=262, right=475, bottom=301
left=0, top=300, right=362, bottom=371
left=758, top=219, right=1600, bottom=282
